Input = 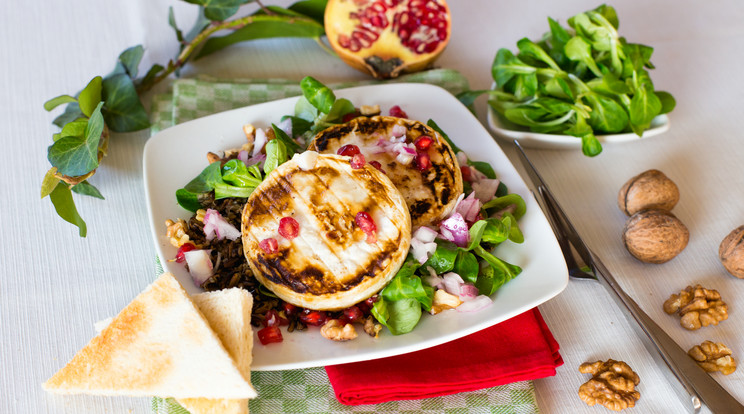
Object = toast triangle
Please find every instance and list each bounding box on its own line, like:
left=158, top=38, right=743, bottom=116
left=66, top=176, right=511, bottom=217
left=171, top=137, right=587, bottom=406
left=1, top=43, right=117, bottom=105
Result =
left=43, top=273, right=255, bottom=400
left=178, top=288, right=256, bottom=414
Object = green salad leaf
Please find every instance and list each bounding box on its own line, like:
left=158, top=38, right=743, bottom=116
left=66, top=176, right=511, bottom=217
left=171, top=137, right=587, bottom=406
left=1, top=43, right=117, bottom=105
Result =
left=176, top=160, right=263, bottom=212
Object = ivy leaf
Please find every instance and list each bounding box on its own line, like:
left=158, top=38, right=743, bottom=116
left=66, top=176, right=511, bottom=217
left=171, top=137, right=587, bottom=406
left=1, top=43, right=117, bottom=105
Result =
left=60, top=120, right=88, bottom=139
left=183, top=0, right=250, bottom=21
left=137, top=64, right=165, bottom=90
left=41, top=167, right=61, bottom=199
left=49, top=182, right=87, bottom=237
left=101, top=73, right=150, bottom=132
left=71, top=180, right=105, bottom=199
left=47, top=102, right=104, bottom=176
left=168, top=7, right=185, bottom=43
left=196, top=14, right=325, bottom=59
left=53, top=102, right=84, bottom=128
left=117, top=45, right=144, bottom=78
left=78, top=76, right=103, bottom=117
left=44, top=95, right=77, bottom=112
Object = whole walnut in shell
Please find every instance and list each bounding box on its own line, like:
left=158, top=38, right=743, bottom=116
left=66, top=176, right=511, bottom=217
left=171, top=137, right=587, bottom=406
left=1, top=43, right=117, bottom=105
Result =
left=618, top=169, right=680, bottom=216
left=719, top=225, right=744, bottom=279
left=623, top=209, right=689, bottom=263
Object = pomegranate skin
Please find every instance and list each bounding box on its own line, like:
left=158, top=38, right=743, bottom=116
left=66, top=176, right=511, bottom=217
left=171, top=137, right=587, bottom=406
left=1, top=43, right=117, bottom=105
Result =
left=325, top=0, right=451, bottom=79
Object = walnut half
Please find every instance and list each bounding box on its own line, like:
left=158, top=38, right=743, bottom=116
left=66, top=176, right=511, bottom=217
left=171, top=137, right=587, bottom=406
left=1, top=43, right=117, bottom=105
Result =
left=688, top=341, right=737, bottom=375
left=663, top=285, right=728, bottom=330
left=578, top=359, right=640, bottom=411
left=320, top=319, right=358, bottom=341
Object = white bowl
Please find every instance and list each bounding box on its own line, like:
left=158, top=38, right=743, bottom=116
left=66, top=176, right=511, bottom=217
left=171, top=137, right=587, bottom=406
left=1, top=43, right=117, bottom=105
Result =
left=487, top=103, right=670, bottom=150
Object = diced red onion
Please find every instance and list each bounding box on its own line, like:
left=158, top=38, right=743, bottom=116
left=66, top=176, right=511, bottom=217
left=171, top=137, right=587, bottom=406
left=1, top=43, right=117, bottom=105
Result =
left=245, top=153, right=266, bottom=167
left=391, top=124, right=407, bottom=138
left=456, top=192, right=482, bottom=223
left=424, top=266, right=443, bottom=288
left=439, top=213, right=470, bottom=247
left=238, top=150, right=249, bottom=165
left=278, top=118, right=292, bottom=136
left=413, top=226, right=438, bottom=243
left=410, top=238, right=437, bottom=264
left=184, top=249, right=213, bottom=286
left=459, top=284, right=479, bottom=300
left=252, top=128, right=268, bottom=157
left=441, top=272, right=464, bottom=296
left=456, top=295, right=493, bottom=312
left=472, top=178, right=501, bottom=203
left=203, top=209, right=241, bottom=241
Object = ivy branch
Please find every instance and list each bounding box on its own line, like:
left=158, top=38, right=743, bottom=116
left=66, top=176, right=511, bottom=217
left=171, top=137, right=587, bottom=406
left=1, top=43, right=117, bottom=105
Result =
left=41, top=0, right=328, bottom=237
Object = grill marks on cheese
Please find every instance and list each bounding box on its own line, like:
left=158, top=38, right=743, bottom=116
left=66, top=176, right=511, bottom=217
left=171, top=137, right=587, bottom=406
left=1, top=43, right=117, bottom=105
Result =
left=310, top=116, right=463, bottom=228
left=242, top=154, right=411, bottom=309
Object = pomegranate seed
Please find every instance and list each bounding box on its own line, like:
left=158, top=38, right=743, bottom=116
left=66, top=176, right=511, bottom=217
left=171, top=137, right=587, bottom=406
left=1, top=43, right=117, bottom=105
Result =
left=460, top=165, right=472, bottom=182
left=278, top=217, right=300, bottom=240
left=283, top=302, right=299, bottom=315
left=174, top=243, right=196, bottom=263
left=263, top=309, right=288, bottom=327
left=341, top=306, right=364, bottom=324
left=355, top=211, right=377, bottom=243
left=415, top=151, right=431, bottom=171
left=300, top=310, right=328, bottom=326
left=414, top=135, right=433, bottom=151
left=350, top=153, right=366, bottom=169
left=389, top=105, right=408, bottom=118
left=257, top=326, right=283, bottom=345
left=337, top=144, right=361, bottom=157
left=369, top=160, right=385, bottom=173
left=259, top=238, right=278, bottom=254
left=342, top=111, right=360, bottom=123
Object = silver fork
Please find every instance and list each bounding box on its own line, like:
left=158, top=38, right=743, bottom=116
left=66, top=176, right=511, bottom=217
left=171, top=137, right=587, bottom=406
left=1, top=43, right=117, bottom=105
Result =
left=514, top=140, right=744, bottom=414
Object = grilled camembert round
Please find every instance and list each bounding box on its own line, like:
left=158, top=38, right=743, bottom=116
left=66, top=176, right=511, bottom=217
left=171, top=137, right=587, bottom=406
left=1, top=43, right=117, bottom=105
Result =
left=241, top=152, right=411, bottom=310
left=309, top=116, right=463, bottom=228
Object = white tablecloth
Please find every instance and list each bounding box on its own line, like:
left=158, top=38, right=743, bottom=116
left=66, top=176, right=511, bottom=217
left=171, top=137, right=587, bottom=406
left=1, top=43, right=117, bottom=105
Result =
left=3, top=0, right=743, bottom=412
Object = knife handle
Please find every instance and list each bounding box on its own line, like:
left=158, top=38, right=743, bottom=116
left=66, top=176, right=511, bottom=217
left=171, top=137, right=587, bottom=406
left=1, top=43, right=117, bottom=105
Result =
left=590, top=251, right=744, bottom=414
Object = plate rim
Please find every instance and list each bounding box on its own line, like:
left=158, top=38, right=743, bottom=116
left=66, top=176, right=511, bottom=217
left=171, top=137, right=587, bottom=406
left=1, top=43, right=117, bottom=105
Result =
left=143, top=82, right=569, bottom=370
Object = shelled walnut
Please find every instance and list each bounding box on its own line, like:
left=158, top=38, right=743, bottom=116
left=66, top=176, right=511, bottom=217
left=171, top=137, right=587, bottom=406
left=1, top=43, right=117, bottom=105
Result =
left=320, top=319, right=358, bottom=341
left=688, top=341, right=737, bottom=375
left=663, top=285, right=728, bottom=330
left=578, top=359, right=640, bottom=411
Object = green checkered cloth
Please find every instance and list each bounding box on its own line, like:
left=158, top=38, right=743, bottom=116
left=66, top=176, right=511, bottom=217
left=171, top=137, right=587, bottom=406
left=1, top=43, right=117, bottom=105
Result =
left=150, top=69, right=540, bottom=414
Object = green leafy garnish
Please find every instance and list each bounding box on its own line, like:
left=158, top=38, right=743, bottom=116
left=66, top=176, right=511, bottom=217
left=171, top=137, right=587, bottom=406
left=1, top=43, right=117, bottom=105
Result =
left=176, top=160, right=263, bottom=212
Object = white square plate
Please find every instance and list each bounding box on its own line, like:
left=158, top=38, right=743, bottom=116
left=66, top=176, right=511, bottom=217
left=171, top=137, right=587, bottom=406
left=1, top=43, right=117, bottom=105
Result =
left=143, top=83, right=568, bottom=371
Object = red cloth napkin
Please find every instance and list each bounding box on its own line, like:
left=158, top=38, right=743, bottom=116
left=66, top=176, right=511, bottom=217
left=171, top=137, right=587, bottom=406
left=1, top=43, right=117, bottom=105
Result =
left=325, top=308, right=563, bottom=405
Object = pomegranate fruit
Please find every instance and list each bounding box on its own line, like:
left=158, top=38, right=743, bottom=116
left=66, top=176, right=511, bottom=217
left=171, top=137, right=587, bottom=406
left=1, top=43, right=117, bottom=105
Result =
left=325, top=0, right=451, bottom=79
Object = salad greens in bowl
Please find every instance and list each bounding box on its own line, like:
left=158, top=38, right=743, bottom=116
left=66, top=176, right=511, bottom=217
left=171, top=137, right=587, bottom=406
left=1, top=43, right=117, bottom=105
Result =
left=475, top=4, right=675, bottom=156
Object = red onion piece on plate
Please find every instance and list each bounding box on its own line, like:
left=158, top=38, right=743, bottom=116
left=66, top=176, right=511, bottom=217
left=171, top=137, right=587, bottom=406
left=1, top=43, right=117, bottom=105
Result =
left=203, top=209, right=241, bottom=241
left=439, top=213, right=470, bottom=247
left=183, top=249, right=213, bottom=286
left=456, top=295, right=493, bottom=312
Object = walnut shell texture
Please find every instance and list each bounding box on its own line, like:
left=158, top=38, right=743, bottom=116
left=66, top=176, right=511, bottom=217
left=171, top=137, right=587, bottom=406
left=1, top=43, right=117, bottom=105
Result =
left=618, top=169, right=680, bottom=216
left=623, top=209, right=689, bottom=264
left=719, top=225, right=744, bottom=279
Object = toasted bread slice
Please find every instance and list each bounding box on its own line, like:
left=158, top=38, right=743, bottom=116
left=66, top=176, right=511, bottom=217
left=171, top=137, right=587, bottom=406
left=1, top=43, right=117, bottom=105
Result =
left=242, top=152, right=411, bottom=310
left=309, top=116, right=463, bottom=228
left=178, top=288, right=256, bottom=414
left=43, top=273, right=256, bottom=400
